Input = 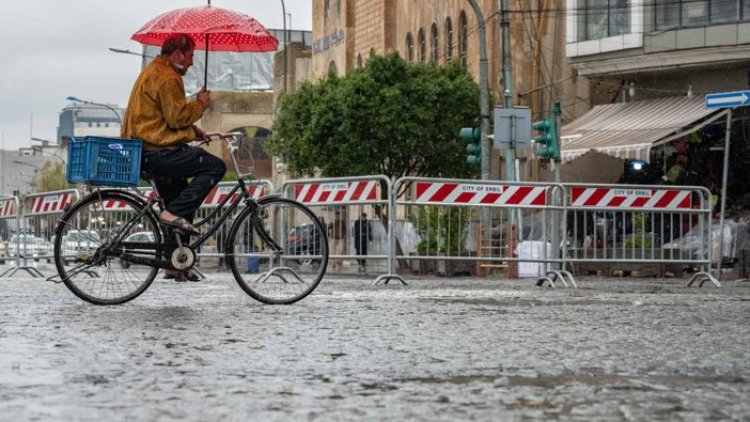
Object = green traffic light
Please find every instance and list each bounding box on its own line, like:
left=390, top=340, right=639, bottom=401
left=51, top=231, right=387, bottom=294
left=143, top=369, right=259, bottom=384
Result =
left=532, top=119, right=551, bottom=132
left=466, top=143, right=482, bottom=155
left=459, top=127, right=481, bottom=142
left=532, top=116, right=559, bottom=160
left=460, top=126, right=482, bottom=164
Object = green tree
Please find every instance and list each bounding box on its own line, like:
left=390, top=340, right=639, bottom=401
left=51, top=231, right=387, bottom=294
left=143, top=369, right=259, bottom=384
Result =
left=267, top=53, right=481, bottom=185
left=35, top=161, right=71, bottom=192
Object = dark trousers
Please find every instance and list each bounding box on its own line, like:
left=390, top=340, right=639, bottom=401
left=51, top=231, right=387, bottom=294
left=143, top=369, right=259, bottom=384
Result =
left=142, top=144, right=226, bottom=221
left=355, top=238, right=369, bottom=267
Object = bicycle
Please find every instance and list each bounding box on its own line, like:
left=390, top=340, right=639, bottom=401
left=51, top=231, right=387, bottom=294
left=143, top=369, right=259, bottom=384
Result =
left=52, top=133, right=329, bottom=305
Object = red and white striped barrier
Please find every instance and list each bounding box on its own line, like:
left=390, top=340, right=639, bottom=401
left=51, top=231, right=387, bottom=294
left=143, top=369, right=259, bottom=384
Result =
left=293, top=180, right=379, bottom=204
left=100, top=182, right=266, bottom=211
left=25, top=191, right=76, bottom=216
left=202, top=183, right=264, bottom=207
left=100, top=188, right=156, bottom=211
left=570, top=187, right=692, bottom=210
left=0, top=198, right=15, bottom=218
left=414, top=182, right=548, bottom=206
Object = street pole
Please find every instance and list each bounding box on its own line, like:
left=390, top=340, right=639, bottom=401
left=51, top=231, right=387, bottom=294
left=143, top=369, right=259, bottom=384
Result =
left=499, top=0, right=515, bottom=181
left=465, top=0, right=492, bottom=269
left=716, top=108, right=732, bottom=280
left=281, top=0, right=288, bottom=94
left=465, top=0, right=490, bottom=182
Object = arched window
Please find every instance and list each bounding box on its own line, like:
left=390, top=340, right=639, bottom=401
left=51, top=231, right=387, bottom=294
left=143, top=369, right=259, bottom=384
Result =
left=328, top=60, right=338, bottom=76
left=357, top=54, right=363, bottom=68
left=430, top=23, right=439, bottom=62
left=418, top=28, right=426, bottom=62
left=405, top=33, right=414, bottom=61
left=458, top=11, right=468, bottom=68
left=444, top=18, right=453, bottom=62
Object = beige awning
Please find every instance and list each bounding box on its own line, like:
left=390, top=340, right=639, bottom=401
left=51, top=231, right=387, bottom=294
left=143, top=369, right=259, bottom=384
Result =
left=560, top=95, right=729, bottom=163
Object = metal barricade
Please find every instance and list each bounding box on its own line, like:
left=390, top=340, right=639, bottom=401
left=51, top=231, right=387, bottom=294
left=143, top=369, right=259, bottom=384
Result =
left=562, top=183, right=719, bottom=287
left=7, top=190, right=80, bottom=277
left=0, top=195, right=24, bottom=278
left=194, top=180, right=272, bottom=268
left=282, top=176, right=396, bottom=283
left=391, top=177, right=572, bottom=286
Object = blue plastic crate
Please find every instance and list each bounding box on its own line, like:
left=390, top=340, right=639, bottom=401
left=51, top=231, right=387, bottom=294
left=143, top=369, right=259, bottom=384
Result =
left=66, top=137, right=142, bottom=186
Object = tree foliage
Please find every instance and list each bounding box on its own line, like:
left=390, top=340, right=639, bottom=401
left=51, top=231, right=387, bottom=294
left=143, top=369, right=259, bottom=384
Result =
left=267, top=53, right=481, bottom=181
left=36, top=162, right=71, bottom=193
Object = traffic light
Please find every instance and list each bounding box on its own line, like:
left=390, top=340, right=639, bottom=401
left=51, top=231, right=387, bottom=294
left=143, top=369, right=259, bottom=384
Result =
left=532, top=116, right=559, bottom=160
left=459, top=126, right=481, bottom=165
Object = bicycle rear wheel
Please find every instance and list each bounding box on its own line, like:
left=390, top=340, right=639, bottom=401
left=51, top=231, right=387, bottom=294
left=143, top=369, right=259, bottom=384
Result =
left=226, top=197, right=328, bottom=304
left=54, top=191, right=161, bottom=305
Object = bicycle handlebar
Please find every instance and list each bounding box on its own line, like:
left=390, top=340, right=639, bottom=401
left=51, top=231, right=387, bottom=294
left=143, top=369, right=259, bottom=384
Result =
left=195, top=132, right=243, bottom=147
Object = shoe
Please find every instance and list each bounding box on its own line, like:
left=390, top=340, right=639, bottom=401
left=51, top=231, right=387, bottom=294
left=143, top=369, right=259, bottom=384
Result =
left=163, top=270, right=179, bottom=279
left=159, top=216, right=200, bottom=236
left=164, top=269, right=201, bottom=282
left=179, top=270, right=201, bottom=282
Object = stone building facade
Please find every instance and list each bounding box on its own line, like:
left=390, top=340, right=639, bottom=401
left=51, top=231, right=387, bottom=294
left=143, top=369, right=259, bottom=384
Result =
left=311, top=0, right=585, bottom=180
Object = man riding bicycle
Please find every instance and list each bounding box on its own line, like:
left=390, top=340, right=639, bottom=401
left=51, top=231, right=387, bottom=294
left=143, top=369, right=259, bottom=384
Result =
left=121, top=33, right=226, bottom=281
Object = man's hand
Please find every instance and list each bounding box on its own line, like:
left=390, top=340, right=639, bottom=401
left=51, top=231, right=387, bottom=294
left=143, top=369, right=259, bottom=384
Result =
left=197, top=88, right=211, bottom=108
left=193, top=125, right=206, bottom=140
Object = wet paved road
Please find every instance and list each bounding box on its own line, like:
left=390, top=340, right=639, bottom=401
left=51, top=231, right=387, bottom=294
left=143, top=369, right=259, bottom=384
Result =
left=1, top=264, right=749, bottom=421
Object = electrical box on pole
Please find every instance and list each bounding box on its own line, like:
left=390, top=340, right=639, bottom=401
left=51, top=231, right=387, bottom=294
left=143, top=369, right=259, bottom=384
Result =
left=493, top=107, right=531, bottom=150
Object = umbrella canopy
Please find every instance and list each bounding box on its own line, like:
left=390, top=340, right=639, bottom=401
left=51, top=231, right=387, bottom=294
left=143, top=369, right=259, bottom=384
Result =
left=132, top=5, right=278, bottom=52
left=132, top=5, right=278, bottom=84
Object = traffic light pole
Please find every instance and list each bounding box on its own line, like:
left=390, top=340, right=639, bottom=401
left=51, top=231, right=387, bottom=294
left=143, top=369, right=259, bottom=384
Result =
left=466, top=0, right=491, bottom=182
left=552, top=101, right=562, bottom=272
left=499, top=0, right=515, bottom=182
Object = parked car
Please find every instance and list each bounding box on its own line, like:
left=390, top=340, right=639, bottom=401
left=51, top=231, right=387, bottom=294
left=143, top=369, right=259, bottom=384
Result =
left=8, top=235, right=52, bottom=263
left=61, top=230, right=101, bottom=265
left=119, top=231, right=155, bottom=269
left=287, top=224, right=324, bottom=265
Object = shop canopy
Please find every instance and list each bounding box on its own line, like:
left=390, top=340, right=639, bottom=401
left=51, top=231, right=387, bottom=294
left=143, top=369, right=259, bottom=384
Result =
left=560, top=95, right=729, bottom=163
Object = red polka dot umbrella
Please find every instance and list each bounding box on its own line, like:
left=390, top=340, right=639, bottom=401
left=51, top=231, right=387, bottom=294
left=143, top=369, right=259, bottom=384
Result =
left=132, top=4, right=278, bottom=85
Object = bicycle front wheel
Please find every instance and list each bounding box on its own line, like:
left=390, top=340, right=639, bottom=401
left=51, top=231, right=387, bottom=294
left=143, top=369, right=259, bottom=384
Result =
left=54, top=190, right=161, bottom=305
left=226, top=197, right=328, bottom=304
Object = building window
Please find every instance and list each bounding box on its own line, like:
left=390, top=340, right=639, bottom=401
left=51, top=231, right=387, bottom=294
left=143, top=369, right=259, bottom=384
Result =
left=682, top=0, right=709, bottom=26
left=458, top=11, right=468, bottom=67
left=430, top=23, right=439, bottom=62
left=418, top=28, right=426, bottom=62
left=584, top=0, right=629, bottom=40
left=655, top=0, right=748, bottom=29
left=328, top=61, right=338, bottom=76
left=655, top=0, right=680, bottom=29
left=406, top=32, right=414, bottom=61
left=444, top=18, right=453, bottom=62
left=711, top=0, right=738, bottom=23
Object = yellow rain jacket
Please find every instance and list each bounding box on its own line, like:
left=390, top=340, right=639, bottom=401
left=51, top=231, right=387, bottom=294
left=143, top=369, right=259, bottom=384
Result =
left=121, top=55, right=205, bottom=150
